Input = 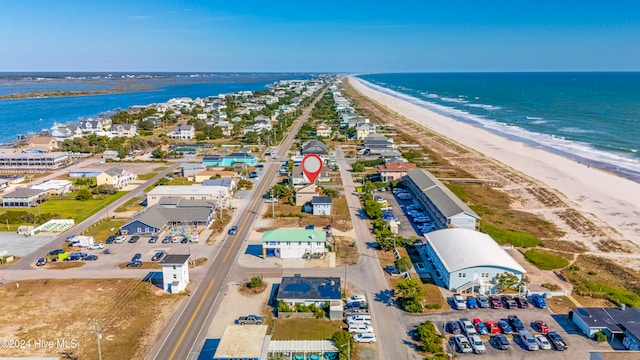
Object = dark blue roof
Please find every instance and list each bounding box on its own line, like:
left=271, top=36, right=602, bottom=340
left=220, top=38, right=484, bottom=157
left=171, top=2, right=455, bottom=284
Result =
left=277, top=276, right=341, bottom=301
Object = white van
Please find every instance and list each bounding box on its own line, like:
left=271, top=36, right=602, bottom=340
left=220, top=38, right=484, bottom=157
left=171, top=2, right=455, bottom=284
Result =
left=348, top=323, right=373, bottom=334
left=353, top=332, right=376, bottom=343
left=346, top=315, right=372, bottom=325
left=453, top=293, right=467, bottom=310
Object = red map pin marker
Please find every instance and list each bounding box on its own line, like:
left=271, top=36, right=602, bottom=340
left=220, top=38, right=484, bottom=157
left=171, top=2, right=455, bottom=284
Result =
left=301, top=154, right=323, bottom=183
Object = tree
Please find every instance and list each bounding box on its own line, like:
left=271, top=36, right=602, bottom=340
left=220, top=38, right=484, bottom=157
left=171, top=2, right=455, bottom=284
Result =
left=496, top=272, right=522, bottom=292
left=76, top=189, right=92, bottom=201
left=395, top=256, right=413, bottom=272
left=139, top=120, right=155, bottom=131
left=331, top=330, right=353, bottom=360
left=151, top=148, right=166, bottom=159
left=396, top=278, right=424, bottom=300
left=351, top=162, right=365, bottom=173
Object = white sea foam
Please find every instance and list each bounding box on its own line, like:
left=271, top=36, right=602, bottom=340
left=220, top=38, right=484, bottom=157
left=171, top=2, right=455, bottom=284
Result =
left=440, top=97, right=468, bottom=103
left=359, top=78, right=640, bottom=175
left=465, top=103, right=502, bottom=111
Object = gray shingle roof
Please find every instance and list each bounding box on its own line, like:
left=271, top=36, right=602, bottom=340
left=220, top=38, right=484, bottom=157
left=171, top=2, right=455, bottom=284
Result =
left=312, top=196, right=333, bottom=205
left=406, top=169, right=479, bottom=219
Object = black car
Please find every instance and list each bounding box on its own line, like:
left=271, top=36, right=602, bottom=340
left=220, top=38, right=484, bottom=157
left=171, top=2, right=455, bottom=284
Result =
left=492, top=334, right=511, bottom=350
left=501, top=295, right=518, bottom=309
left=547, top=331, right=568, bottom=351
left=128, top=235, right=140, bottom=243
left=132, top=253, right=141, bottom=262
left=84, top=255, right=99, bottom=261
left=106, top=235, right=115, bottom=244
left=48, top=249, right=65, bottom=256
left=248, top=171, right=259, bottom=178
left=151, top=251, right=165, bottom=262
left=162, top=236, right=171, bottom=243
left=228, top=225, right=238, bottom=235
left=127, top=260, right=142, bottom=268
left=36, top=257, right=46, bottom=266
left=180, top=237, right=189, bottom=244
left=508, top=315, right=525, bottom=331
left=67, top=254, right=82, bottom=261
left=514, top=295, right=529, bottom=308
left=445, top=321, right=462, bottom=334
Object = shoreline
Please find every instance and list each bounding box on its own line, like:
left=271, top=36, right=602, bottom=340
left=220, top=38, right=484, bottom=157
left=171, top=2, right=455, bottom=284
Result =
left=0, top=88, right=154, bottom=101
left=348, top=76, right=640, bottom=247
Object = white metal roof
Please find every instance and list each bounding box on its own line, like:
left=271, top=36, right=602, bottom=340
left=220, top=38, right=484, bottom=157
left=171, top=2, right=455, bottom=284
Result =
left=425, top=228, right=526, bottom=274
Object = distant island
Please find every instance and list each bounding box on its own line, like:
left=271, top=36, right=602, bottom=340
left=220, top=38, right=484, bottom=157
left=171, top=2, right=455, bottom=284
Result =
left=0, top=89, right=146, bottom=100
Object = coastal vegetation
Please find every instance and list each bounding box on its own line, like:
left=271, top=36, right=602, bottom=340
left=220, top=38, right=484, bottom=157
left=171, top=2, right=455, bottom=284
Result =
left=524, top=249, right=570, bottom=270
left=0, top=89, right=140, bottom=100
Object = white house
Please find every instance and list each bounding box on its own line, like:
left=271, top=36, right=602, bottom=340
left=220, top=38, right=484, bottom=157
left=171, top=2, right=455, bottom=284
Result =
left=170, top=125, right=195, bottom=140
left=161, top=254, right=190, bottom=294
left=261, top=229, right=327, bottom=259
left=311, top=196, right=333, bottom=216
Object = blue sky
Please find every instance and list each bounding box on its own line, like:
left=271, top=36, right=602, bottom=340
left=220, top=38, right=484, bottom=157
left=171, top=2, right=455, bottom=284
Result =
left=1, top=0, right=639, bottom=72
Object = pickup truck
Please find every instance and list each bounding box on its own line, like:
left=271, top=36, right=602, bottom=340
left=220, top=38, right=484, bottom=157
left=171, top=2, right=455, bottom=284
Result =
left=236, top=315, right=264, bottom=325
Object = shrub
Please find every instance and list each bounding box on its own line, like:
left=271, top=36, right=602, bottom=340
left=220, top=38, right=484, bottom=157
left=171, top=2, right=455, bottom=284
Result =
left=277, top=300, right=291, bottom=312
left=424, top=303, right=442, bottom=309
left=247, top=277, right=264, bottom=289
left=401, top=297, right=423, bottom=313
left=594, top=331, right=607, bottom=342
left=395, top=256, right=413, bottom=272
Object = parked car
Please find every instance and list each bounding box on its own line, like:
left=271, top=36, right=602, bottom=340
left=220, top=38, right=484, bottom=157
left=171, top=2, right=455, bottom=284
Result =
left=485, top=321, right=501, bottom=334
left=127, top=260, right=143, bottom=267
left=151, top=251, right=165, bottom=262
left=346, top=294, right=366, bottom=305
left=489, top=295, right=503, bottom=309
left=344, top=308, right=369, bottom=316
left=84, top=255, right=99, bottom=261
left=48, top=249, right=65, bottom=256
left=180, top=237, right=189, bottom=244
left=128, top=235, right=140, bottom=243
left=445, top=321, right=462, bottom=334
left=346, top=315, right=372, bottom=325
left=453, top=293, right=467, bottom=310
left=114, top=235, right=126, bottom=243
left=385, top=265, right=402, bottom=276
left=162, top=236, right=171, bottom=244
left=236, top=315, right=264, bottom=325
left=67, top=254, right=82, bottom=261
left=353, top=332, right=376, bottom=343
left=534, top=320, right=550, bottom=334
left=106, top=235, right=115, bottom=244
left=498, top=319, right=513, bottom=334
left=148, top=236, right=158, bottom=243
left=502, top=295, right=518, bottom=309
left=132, top=253, right=142, bottom=262
left=492, top=333, right=511, bottom=350
left=535, top=334, right=552, bottom=350
left=36, top=257, right=46, bottom=266
left=171, top=236, right=181, bottom=243
left=476, top=295, right=490, bottom=308
left=459, top=318, right=477, bottom=336
left=531, top=294, right=548, bottom=309
left=468, top=334, right=486, bottom=354
left=466, top=296, right=478, bottom=309
left=519, top=330, right=539, bottom=351
left=228, top=225, right=238, bottom=235
left=348, top=323, right=374, bottom=334
left=515, top=295, right=530, bottom=308
left=453, top=334, right=472, bottom=353
left=87, top=243, right=104, bottom=250
left=473, top=318, right=489, bottom=335
left=508, top=315, right=525, bottom=331
left=547, top=331, right=568, bottom=351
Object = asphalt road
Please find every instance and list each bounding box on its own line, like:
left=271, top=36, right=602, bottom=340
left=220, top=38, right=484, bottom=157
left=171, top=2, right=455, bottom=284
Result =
left=6, top=162, right=181, bottom=270
left=335, top=145, right=414, bottom=360
left=149, top=86, right=329, bottom=360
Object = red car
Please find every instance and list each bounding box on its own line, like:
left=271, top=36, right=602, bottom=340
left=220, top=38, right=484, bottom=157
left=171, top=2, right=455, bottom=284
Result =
left=489, top=295, right=503, bottom=309
left=534, top=320, right=550, bottom=334
left=485, top=321, right=501, bottom=334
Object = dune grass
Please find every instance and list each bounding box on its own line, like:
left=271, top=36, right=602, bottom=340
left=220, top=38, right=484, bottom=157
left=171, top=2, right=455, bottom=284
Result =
left=524, top=249, right=570, bottom=270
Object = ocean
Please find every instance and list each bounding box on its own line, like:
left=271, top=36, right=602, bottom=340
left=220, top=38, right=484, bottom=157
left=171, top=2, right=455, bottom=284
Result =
left=0, top=72, right=310, bottom=144
left=357, top=73, right=640, bottom=182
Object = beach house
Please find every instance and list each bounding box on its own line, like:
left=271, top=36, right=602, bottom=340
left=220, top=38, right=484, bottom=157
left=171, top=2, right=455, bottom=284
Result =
left=170, top=125, right=195, bottom=140
left=96, top=167, right=137, bottom=189
left=161, top=254, right=190, bottom=294
left=261, top=229, right=327, bottom=259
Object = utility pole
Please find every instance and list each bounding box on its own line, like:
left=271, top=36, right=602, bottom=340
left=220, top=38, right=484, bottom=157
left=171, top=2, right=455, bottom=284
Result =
left=271, top=188, right=275, bottom=219
left=90, top=318, right=103, bottom=360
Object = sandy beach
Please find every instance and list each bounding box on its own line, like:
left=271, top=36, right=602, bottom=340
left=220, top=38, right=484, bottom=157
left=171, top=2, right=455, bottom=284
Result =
left=348, top=76, right=640, bottom=253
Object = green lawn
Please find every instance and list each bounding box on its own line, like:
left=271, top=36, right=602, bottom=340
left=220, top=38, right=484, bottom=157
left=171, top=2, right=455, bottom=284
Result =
left=480, top=224, right=543, bottom=247
left=271, top=318, right=344, bottom=340
left=137, top=172, right=157, bottom=180
left=524, top=249, right=570, bottom=270
left=0, top=191, right=128, bottom=227
left=81, top=219, right=126, bottom=241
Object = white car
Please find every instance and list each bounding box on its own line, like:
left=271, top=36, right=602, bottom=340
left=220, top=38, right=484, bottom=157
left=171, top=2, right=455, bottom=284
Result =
left=535, top=334, right=552, bottom=350
left=346, top=294, right=366, bottom=304
left=459, top=318, right=477, bottom=336
left=114, top=235, right=126, bottom=243
left=468, top=334, right=486, bottom=354
left=346, top=315, right=372, bottom=325
left=87, top=243, right=104, bottom=250
left=348, top=324, right=373, bottom=334
left=353, top=332, right=376, bottom=343
left=453, top=334, right=472, bottom=353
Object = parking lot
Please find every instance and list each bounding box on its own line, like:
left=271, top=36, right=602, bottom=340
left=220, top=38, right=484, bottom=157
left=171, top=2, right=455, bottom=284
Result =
left=35, top=233, right=215, bottom=270
left=403, top=298, right=608, bottom=359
